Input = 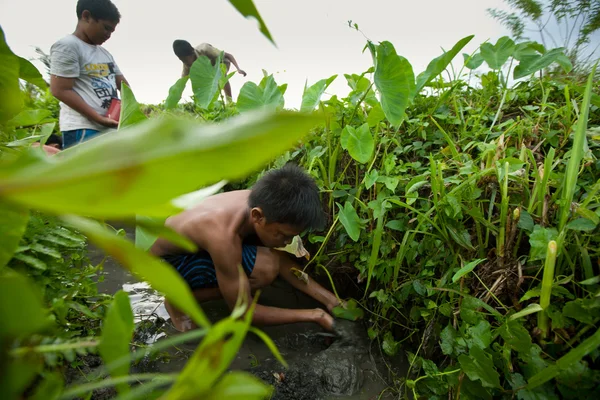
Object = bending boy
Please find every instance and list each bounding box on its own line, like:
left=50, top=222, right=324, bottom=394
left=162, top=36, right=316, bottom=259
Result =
left=172, top=39, right=246, bottom=99
left=151, top=164, right=340, bottom=332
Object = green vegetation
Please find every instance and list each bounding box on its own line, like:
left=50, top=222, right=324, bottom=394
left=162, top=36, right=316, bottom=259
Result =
left=1, top=1, right=600, bottom=399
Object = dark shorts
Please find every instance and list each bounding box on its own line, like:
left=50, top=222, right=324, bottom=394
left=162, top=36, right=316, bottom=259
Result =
left=162, top=245, right=258, bottom=290
left=62, top=129, right=101, bottom=149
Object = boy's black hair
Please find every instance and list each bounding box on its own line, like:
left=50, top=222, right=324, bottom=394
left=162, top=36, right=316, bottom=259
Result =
left=46, top=134, right=62, bottom=148
left=249, top=163, right=325, bottom=231
left=173, top=40, right=195, bottom=58
left=77, top=0, right=121, bottom=22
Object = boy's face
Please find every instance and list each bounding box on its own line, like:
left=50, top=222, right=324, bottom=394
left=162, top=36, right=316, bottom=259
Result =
left=179, top=54, right=197, bottom=67
left=81, top=10, right=118, bottom=45
left=251, top=209, right=302, bottom=248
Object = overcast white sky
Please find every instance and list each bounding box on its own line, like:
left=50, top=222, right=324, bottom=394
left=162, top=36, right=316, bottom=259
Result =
left=2, top=0, right=515, bottom=108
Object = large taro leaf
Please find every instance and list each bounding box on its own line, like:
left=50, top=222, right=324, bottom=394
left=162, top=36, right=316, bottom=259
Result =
left=62, top=216, right=211, bottom=329
left=118, top=83, right=147, bottom=129
left=340, top=123, right=374, bottom=164
left=227, top=0, right=275, bottom=45
left=337, top=201, right=361, bottom=242
left=237, top=74, right=284, bottom=112
left=165, top=76, right=189, bottom=110
left=0, top=271, right=49, bottom=339
left=190, top=53, right=223, bottom=109
left=514, top=47, right=573, bottom=79
left=415, top=35, right=473, bottom=94
left=18, top=56, right=46, bottom=89
left=374, top=41, right=415, bottom=127
left=0, top=200, right=29, bottom=270
left=300, top=75, right=337, bottom=112
left=98, top=290, right=135, bottom=394
left=0, top=111, right=320, bottom=218
left=480, top=36, right=516, bottom=70
left=0, top=26, right=23, bottom=123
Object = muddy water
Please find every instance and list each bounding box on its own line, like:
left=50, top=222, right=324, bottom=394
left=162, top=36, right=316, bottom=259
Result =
left=91, top=229, right=397, bottom=399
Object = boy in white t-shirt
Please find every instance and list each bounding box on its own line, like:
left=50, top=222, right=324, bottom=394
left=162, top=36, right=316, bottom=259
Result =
left=50, top=0, right=129, bottom=148
left=172, top=40, right=246, bottom=99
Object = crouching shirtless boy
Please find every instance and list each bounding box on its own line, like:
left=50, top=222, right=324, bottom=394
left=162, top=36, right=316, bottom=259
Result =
left=151, top=164, right=340, bottom=332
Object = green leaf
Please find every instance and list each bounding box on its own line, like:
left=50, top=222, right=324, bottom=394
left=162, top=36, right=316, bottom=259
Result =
left=0, top=112, right=320, bottom=218
left=190, top=53, right=223, bottom=109
left=165, top=76, right=189, bottom=110
left=336, top=201, right=361, bottom=242
left=0, top=26, right=23, bottom=123
left=364, top=169, right=378, bottom=189
left=440, top=325, right=459, bottom=355
left=118, top=83, right=147, bottom=129
left=62, top=216, right=211, bottom=328
left=300, top=75, right=337, bottom=112
left=562, top=299, right=600, bottom=324
left=18, top=56, right=46, bottom=89
left=528, top=326, right=600, bottom=389
left=0, top=357, right=42, bottom=400
left=237, top=75, right=284, bottom=112
left=463, top=52, right=484, bottom=69
left=559, top=64, right=596, bottom=231
left=566, top=218, right=597, bottom=232
left=513, top=48, right=572, bottom=79
left=382, top=331, right=400, bottom=356
left=415, top=35, right=473, bottom=93
left=480, top=36, right=516, bottom=69
left=458, top=346, right=501, bottom=388
left=452, top=258, right=486, bottom=282
left=332, top=298, right=364, bottom=321
left=374, top=41, right=415, bottom=127
left=518, top=210, right=535, bottom=232
left=340, top=123, right=374, bottom=164
left=8, top=109, right=53, bottom=127
left=0, top=272, right=48, bottom=338
left=499, top=320, right=532, bottom=354
left=134, top=216, right=197, bottom=252
left=466, top=320, right=492, bottom=350
left=12, top=253, right=47, bottom=271
left=528, top=225, right=558, bottom=261
left=509, top=303, right=543, bottom=321
left=366, top=103, right=386, bottom=127
left=509, top=373, right=558, bottom=400
left=99, top=290, right=134, bottom=394
left=206, top=371, right=272, bottom=400
left=0, top=200, right=29, bottom=270
left=227, top=0, right=275, bottom=45
left=385, top=219, right=404, bottom=231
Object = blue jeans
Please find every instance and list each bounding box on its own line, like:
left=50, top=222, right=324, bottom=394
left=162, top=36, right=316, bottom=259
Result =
left=61, top=129, right=101, bottom=149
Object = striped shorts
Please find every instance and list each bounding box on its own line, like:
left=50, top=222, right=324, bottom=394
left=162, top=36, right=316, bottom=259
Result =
left=161, top=245, right=258, bottom=290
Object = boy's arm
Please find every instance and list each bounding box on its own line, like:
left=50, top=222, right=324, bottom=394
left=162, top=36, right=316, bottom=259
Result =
left=210, top=243, right=334, bottom=330
left=116, top=75, right=130, bottom=91
left=224, top=52, right=246, bottom=76
left=50, top=75, right=118, bottom=128
left=277, top=255, right=341, bottom=312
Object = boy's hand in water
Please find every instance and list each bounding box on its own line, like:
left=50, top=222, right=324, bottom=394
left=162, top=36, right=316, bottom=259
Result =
left=313, top=308, right=335, bottom=331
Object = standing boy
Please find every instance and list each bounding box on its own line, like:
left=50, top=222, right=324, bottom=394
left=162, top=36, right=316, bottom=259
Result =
left=50, top=0, right=129, bottom=149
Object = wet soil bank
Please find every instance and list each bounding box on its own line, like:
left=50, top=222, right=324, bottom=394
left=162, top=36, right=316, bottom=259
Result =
left=88, top=229, right=404, bottom=399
